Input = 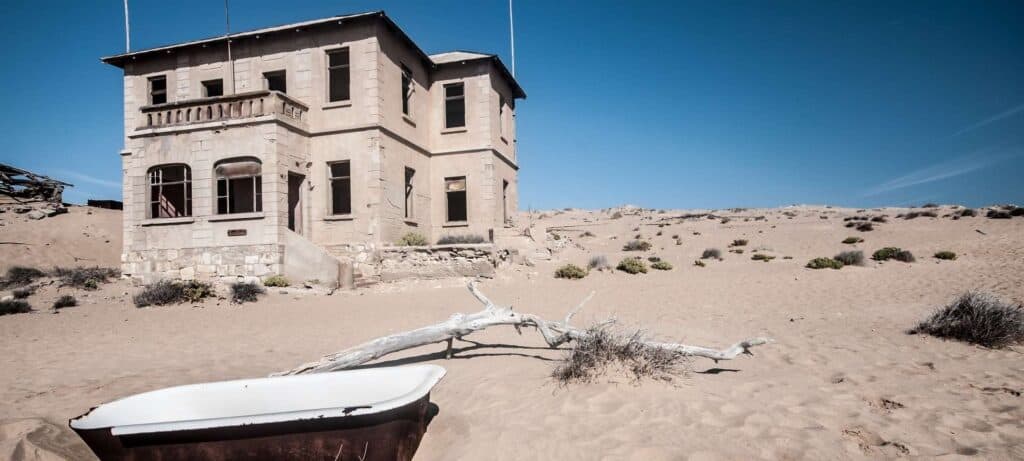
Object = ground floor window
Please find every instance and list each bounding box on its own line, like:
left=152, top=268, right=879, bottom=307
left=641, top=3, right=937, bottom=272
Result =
left=405, top=167, right=415, bottom=219
left=330, top=161, right=351, bottom=215
left=215, top=158, right=262, bottom=214
left=445, top=176, right=467, bottom=222
left=148, top=164, right=191, bottom=218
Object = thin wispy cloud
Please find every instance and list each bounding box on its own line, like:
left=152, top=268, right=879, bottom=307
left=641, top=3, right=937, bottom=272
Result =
left=951, top=102, right=1024, bottom=138
left=55, top=170, right=121, bottom=190
left=863, top=148, right=1020, bottom=197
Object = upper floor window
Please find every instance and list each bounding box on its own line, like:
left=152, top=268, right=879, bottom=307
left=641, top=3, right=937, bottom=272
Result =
left=444, top=83, right=465, bottom=128
left=327, top=48, right=350, bottom=102
left=202, top=79, right=223, bottom=98
left=148, top=164, right=191, bottom=218
left=264, top=71, right=286, bottom=93
left=215, top=158, right=262, bottom=214
left=401, top=65, right=413, bottom=116
left=329, top=161, right=352, bottom=215
left=149, top=76, right=167, bottom=105
left=499, top=95, right=506, bottom=137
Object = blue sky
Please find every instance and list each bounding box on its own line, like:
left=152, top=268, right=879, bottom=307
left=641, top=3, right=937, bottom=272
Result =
left=1, top=1, right=1021, bottom=209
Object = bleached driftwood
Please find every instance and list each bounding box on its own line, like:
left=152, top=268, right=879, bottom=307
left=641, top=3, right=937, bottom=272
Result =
left=279, top=282, right=771, bottom=376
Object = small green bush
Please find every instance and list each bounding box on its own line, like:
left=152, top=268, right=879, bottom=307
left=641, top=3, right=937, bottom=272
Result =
left=651, top=261, right=673, bottom=270
left=0, top=299, right=31, bottom=315
left=555, top=264, right=588, bottom=279
left=53, top=295, right=77, bottom=309
left=834, top=250, right=865, bottom=266
left=751, top=254, right=775, bottom=262
left=263, top=275, right=290, bottom=287
left=396, top=232, right=428, bottom=246
left=934, top=251, right=957, bottom=260
left=134, top=280, right=215, bottom=307
left=806, top=257, right=843, bottom=270
left=730, top=239, right=748, bottom=247
left=693, top=260, right=706, bottom=267
left=622, top=240, right=652, bottom=252
left=842, top=236, right=864, bottom=244
left=231, top=282, right=265, bottom=304
left=701, top=248, right=722, bottom=259
left=873, top=247, right=915, bottom=262
left=616, top=258, right=648, bottom=274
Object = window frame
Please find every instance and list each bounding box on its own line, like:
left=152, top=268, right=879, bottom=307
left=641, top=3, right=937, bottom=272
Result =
left=149, top=75, right=168, bottom=105
left=214, top=158, right=263, bottom=215
left=444, top=82, right=466, bottom=129
left=326, top=48, right=351, bottom=103
left=328, top=160, right=352, bottom=216
left=444, top=176, right=468, bottom=223
left=263, top=70, right=287, bottom=94
left=404, top=167, right=415, bottom=220
left=400, top=64, right=413, bottom=117
left=201, top=79, right=224, bottom=98
left=147, top=164, right=192, bottom=219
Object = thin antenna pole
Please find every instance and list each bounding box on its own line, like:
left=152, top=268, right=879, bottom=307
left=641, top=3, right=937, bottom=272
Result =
left=508, top=0, right=515, bottom=77
left=123, top=0, right=130, bottom=52
left=224, top=0, right=235, bottom=94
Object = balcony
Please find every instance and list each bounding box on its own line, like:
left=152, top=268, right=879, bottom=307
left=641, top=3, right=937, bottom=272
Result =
left=137, top=90, right=307, bottom=133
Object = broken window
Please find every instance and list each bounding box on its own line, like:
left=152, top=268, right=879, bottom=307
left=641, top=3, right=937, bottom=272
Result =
left=499, top=95, right=505, bottom=137
left=202, top=79, right=223, bottom=97
left=148, top=164, right=191, bottom=218
left=401, top=64, right=413, bottom=116
left=329, top=161, right=351, bottom=215
left=149, top=76, right=167, bottom=105
left=445, top=176, right=467, bottom=222
left=404, top=167, right=415, bottom=219
left=444, top=83, right=465, bottom=128
left=264, top=71, right=286, bottom=93
left=215, top=158, right=262, bottom=214
left=327, top=48, right=350, bottom=102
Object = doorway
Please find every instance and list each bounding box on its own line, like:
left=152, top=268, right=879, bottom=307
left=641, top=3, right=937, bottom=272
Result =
left=287, top=173, right=304, bottom=234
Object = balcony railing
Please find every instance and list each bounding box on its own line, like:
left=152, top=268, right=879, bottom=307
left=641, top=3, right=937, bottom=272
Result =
left=138, top=90, right=307, bottom=130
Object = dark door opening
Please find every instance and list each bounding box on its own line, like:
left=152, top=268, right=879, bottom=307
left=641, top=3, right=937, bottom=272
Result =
left=287, top=173, right=304, bottom=234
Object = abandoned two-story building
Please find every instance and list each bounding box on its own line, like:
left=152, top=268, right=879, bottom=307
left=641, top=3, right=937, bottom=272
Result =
left=102, top=11, right=525, bottom=286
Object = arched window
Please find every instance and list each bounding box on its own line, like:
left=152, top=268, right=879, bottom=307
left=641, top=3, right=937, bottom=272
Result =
left=148, top=164, right=192, bottom=218
left=215, top=158, right=262, bottom=214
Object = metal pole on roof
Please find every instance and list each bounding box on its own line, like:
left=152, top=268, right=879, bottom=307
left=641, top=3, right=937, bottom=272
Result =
left=123, top=0, right=130, bottom=52
left=225, top=0, right=235, bottom=94
left=509, top=0, right=515, bottom=77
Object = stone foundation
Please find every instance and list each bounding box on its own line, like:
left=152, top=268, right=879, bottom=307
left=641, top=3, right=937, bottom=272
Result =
left=122, top=244, right=283, bottom=284
left=377, top=244, right=499, bottom=282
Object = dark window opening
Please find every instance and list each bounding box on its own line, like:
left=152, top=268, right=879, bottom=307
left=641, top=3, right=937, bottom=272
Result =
left=404, top=167, right=415, bottom=219
left=148, top=165, right=192, bottom=218
left=215, top=159, right=262, bottom=214
left=444, top=83, right=465, bottom=128
left=202, top=79, right=223, bottom=98
left=401, top=65, right=413, bottom=116
left=330, top=161, right=352, bottom=215
left=445, top=176, right=467, bottom=222
left=327, top=49, right=350, bottom=102
left=149, top=76, right=167, bottom=105
left=264, top=71, right=286, bottom=93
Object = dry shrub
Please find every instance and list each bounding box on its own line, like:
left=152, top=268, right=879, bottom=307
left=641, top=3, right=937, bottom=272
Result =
left=231, top=282, right=265, bottom=304
left=908, top=292, right=1024, bottom=348
left=588, top=255, right=611, bottom=271
left=12, top=288, right=33, bottom=299
left=834, top=250, right=865, bottom=266
left=651, top=261, right=673, bottom=270
left=0, top=266, right=45, bottom=289
left=551, top=325, right=688, bottom=385
left=53, top=295, right=77, bottom=309
left=134, top=280, right=214, bottom=307
left=701, top=248, right=722, bottom=259
left=437, top=234, right=487, bottom=244
left=751, top=253, right=775, bottom=262
left=872, top=247, right=915, bottom=262
left=806, top=257, right=843, bottom=270
left=855, top=222, right=874, bottom=232
left=554, top=264, right=588, bottom=279
left=263, top=275, right=290, bottom=287
left=622, top=240, right=652, bottom=252
left=54, top=266, right=120, bottom=290
left=396, top=232, right=428, bottom=246
left=730, top=239, right=748, bottom=247
left=0, top=299, right=32, bottom=316
left=616, top=257, right=647, bottom=274
left=934, top=251, right=957, bottom=260
left=842, top=236, right=864, bottom=244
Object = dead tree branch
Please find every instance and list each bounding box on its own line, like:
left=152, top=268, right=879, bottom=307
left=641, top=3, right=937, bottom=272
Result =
left=278, top=282, right=771, bottom=376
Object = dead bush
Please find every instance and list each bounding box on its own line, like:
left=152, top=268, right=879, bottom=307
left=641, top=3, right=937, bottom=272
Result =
left=53, top=295, right=77, bottom=309
left=0, top=299, right=31, bottom=316
left=53, top=266, right=120, bottom=290
left=437, top=234, right=487, bottom=244
left=908, top=292, right=1024, bottom=348
left=622, top=240, right=652, bottom=252
left=231, top=282, right=265, bottom=304
left=551, top=325, right=688, bottom=385
left=0, top=266, right=45, bottom=289
left=701, top=248, right=722, bottom=259
left=834, top=250, right=865, bottom=266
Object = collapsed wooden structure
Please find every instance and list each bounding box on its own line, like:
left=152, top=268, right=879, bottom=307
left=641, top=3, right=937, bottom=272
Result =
left=0, top=163, right=72, bottom=204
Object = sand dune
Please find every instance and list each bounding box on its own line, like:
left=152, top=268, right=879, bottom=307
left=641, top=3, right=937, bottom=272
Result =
left=1, top=205, right=1022, bottom=460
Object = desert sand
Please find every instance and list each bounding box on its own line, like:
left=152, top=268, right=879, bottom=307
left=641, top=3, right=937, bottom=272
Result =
left=1, top=205, right=1022, bottom=460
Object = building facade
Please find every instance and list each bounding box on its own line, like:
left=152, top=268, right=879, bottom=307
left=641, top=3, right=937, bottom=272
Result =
left=103, top=11, right=525, bottom=286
